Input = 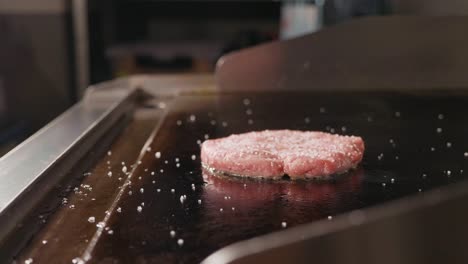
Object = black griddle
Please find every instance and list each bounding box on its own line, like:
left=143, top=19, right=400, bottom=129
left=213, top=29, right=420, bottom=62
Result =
left=19, top=91, right=465, bottom=263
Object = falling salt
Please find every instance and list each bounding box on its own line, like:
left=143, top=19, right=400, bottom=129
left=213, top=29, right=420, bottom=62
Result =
left=140, top=188, right=144, bottom=194
left=281, top=222, right=287, bottom=228
left=204, top=134, right=209, bottom=139
left=42, top=240, right=47, bottom=245
left=304, top=117, right=310, bottom=124
left=191, top=155, right=196, bottom=160
left=191, top=184, right=196, bottom=191
left=117, top=207, right=122, bottom=213
left=107, top=171, right=112, bottom=177
left=175, top=158, right=180, bottom=162
left=246, top=109, right=253, bottom=115
left=222, top=122, right=228, bottom=127
left=155, top=152, right=161, bottom=159
left=391, top=178, right=395, bottom=183
left=176, top=163, right=180, bottom=168
left=189, top=115, right=196, bottom=122
left=243, top=98, right=250, bottom=106
left=232, top=207, right=235, bottom=211
left=137, top=206, right=143, bottom=213
left=438, top=114, right=444, bottom=120
left=128, top=191, right=132, bottom=195
left=88, top=216, right=95, bottom=223
left=157, top=189, right=161, bottom=192
left=72, top=258, right=84, bottom=264
left=122, top=166, right=127, bottom=173
left=146, top=146, right=151, bottom=152
left=151, top=171, right=155, bottom=175
left=210, top=120, right=216, bottom=125
left=141, top=202, right=145, bottom=207
left=447, top=170, right=452, bottom=176
left=197, top=199, right=202, bottom=204
left=107, top=151, right=112, bottom=156
left=395, top=111, right=401, bottom=117
left=327, top=215, right=333, bottom=220
left=219, top=208, right=223, bottom=212
left=382, top=183, right=386, bottom=187
left=180, top=195, right=186, bottom=204
left=171, top=189, right=175, bottom=193
left=152, top=180, right=155, bottom=184
left=464, top=152, right=468, bottom=157
left=436, top=128, right=442, bottom=133
left=248, top=119, right=254, bottom=125
left=170, top=230, right=176, bottom=238
left=341, top=126, right=347, bottom=132
left=108, top=230, right=114, bottom=235
left=176, top=120, right=182, bottom=126
left=319, top=107, right=326, bottom=113
left=25, top=258, right=33, bottom=264
left=447, top=142, right=452, bottom=148
left=177, top=239, right=184, bottom=246
left=96, top=222, right=105, bottom=228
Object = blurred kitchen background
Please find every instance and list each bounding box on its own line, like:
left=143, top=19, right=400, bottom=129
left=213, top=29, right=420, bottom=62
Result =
left=1, top=0, right=468, bottom=155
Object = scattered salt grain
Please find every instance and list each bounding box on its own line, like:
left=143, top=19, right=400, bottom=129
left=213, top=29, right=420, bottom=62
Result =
left=88, top=216, right=95, bottom=223
left=107, top=171, right=112, bottom=177
left=170, top=230, right=176, bottom=238
left=177, top=239, right=184, bottom=246
left=281, top=222, right=287, bottom=228
left=137, top=206, right=143, bottom=213
left=155, top=152, right=161, bottom=159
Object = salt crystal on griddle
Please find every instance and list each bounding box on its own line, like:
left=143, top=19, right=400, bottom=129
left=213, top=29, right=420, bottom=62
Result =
left=175, top=158, right=179, bottom=162
left=152, top=180, right=155, bottom=184
left=197, top=140, right=202, bottom=145
left=146, top=147, right=151, bottom=152
left=155, top=152, right=161, bottom=159
left=96, top=222, right=105, bottom=228
left=431, top=147, right=436, bottom=151
left=232, top=207, right=235, bottom=211
left=189, top=115, right=196, bottom=122
left=117, top=207, right=122, bottom=213
left=141, top=202, right=144, bottom=207
left=170, top=230, right=176, bottom=237
left=137, top=206, right=143, bottom=213
left=122, top=166, right=127, bottom=173
left=391, top=178, right=395, bottom=183
left=107, top=171, right=112, bottom=177
left=281, top=222, right=287, bottom=228
left=151, top=171, right=155, bottom=175
left=447, top=170, right=452, bottom=176
left=88, top=216, right=95, bottom=223
left=72, top=257, right=84, bottom=264
left=382, top=183, right=386, bottom=187
left=160, top=169, right=164, bottom=173
left=341, top=126, right=347, bottom=132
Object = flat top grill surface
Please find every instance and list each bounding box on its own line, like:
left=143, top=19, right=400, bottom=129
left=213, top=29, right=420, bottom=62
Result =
left=19, top=91, right=468, bottom=263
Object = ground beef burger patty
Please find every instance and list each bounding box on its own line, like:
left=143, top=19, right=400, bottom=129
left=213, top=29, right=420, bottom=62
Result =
left=200, top=130, right=364, bottom=180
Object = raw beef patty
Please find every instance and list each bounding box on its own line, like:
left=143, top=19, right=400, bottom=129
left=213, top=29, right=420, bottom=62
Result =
left=201, top=130, right=364, bottom=179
